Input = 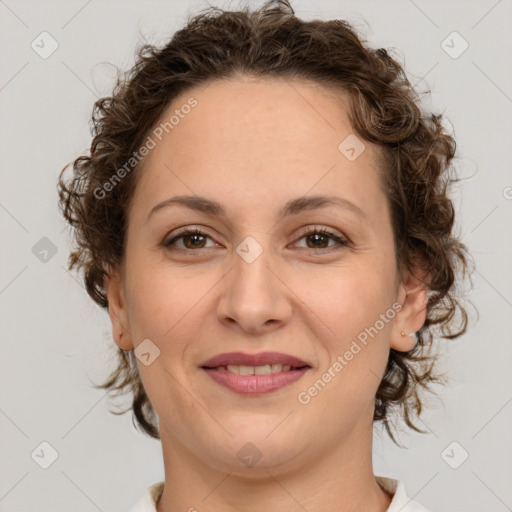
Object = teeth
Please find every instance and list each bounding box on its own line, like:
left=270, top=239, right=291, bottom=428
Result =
left=240, top=365, right=255, bottom=375
left=223, top=364, right=294, bottom=375
left=255, top=365, right=271, bottom=375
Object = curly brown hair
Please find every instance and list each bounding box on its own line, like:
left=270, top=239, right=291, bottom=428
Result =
left=57, top=0, right=474, bottom=446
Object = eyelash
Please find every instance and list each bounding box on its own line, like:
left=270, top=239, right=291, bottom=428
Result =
left=162, top=226, right=349, bottom=252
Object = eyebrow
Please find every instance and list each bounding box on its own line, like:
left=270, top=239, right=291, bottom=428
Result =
left=146, top=194, right=368, bottom=222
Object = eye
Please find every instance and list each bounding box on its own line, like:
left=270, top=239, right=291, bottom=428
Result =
left=163, top=227, right=217, bottom=250
left=293, top=226, right=349, bottom=251
left=163, top=225, right=349, bottom=252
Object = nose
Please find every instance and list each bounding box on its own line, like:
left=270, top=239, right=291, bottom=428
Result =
left=216, top=240, right=292, bottom=335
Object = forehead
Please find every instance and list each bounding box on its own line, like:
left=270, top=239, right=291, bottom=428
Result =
left=162, top=76, right=359, bottom=159
left=130, top=76, right=386, bottom=223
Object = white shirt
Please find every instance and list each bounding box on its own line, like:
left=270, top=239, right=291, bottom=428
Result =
left=127, top=475, right=432, bottom=511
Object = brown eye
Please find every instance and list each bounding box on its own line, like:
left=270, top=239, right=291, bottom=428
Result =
left=162, top=226, right=348, bottom=252
left=163, top=228, right=214, bottom=250
left=305, top=232, right=330, bottom=249
left=181, top=232, right=207, bottom=249
left=295, top=227, right=348, bottom=251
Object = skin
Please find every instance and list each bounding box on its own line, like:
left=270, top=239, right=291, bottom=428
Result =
left=104, top=76, right=428, bottom=512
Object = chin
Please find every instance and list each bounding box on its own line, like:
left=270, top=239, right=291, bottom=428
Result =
left=201, top=435, right=307, bottom=475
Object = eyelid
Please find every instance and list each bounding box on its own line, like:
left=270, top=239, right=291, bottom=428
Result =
left=294, top=224, right=344, bottom=240
left=162, top=224, right=349, bottom=250
left=163, top=226, right=217, bottom=248
left=291, top=225, right=349, bottom=250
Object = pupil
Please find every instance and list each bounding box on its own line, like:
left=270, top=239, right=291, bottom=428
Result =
left=186, top=234, right=205, bottom=248
left=309, top=234, right=327, bottom=248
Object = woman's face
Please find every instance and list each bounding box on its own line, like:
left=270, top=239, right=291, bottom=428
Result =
left=105, top=76, right=426, bottom=473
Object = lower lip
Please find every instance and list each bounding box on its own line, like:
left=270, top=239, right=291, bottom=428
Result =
left=202, top=367, right=310, bottom=395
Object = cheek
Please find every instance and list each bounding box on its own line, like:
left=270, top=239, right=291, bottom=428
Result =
left=311, top=263, right=394, bottom=329
left=304, top=282, right=393, bottom=415
left=308, top=264, right=395, bottom=379
left=124, top=255, right=218, bottom=350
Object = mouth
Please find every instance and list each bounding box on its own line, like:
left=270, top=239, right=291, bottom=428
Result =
left=202, top=363, right=310, bottom=374
left=200, top=351, right=312, bottom=395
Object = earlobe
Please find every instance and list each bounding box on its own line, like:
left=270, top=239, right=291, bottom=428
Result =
left=103, top=265, right=134, bottom=351
left=391, top=269, right=429, bottom=352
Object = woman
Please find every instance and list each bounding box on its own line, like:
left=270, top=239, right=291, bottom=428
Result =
left=58, top=1, right=472, bottom=510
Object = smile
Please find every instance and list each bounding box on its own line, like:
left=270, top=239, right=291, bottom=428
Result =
left=201, top=366, right=310, bottom=395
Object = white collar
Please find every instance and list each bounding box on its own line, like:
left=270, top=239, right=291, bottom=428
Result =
left=129, top=475, right=432, bottom=512
left=376, top=476, right=432, bottom=511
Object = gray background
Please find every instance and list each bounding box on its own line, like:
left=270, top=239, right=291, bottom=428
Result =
left=1, top=0, right=511, bottom=511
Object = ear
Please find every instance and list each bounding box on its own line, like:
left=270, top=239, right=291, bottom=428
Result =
left=103, top=264, right=134, bottom=351
left=391, top=267, right=429, bottom=352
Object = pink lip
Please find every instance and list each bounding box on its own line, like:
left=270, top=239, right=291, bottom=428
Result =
left=202, top=367, right=310, bottom=395
left=200, top=351, right=312, bottom=396
left=200, top=351, right=311, bottom=368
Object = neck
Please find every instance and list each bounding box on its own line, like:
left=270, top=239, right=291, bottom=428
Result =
left=156, top=417, right=392, bottom=512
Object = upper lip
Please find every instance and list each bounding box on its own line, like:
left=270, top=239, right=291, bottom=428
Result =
left=201, top=351, right=311, bottom=368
